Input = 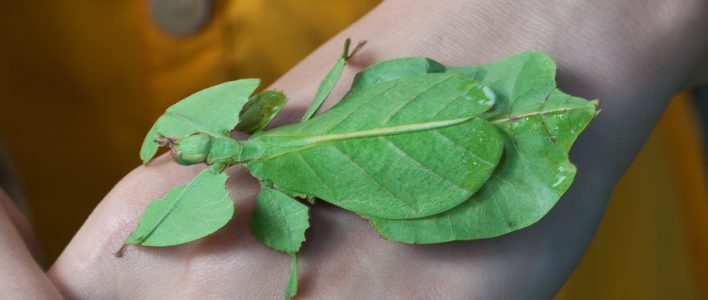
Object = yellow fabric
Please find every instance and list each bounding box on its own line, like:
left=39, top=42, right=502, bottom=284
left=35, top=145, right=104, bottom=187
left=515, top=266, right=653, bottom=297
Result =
left=0, top=1, right=705, bottom=297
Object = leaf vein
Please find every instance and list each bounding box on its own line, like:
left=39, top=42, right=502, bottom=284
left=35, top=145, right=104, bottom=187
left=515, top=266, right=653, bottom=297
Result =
left=489, top=106, right=588, bottom=124
left=164, top=111, right=223, bottom=136
left=381, top=76, right=450, bottom=124
left=430, top=130, right=495, bottom=168
left=296, top=152, right=338, bottom=200
left=382, top=137, right=469, bottom=193
left=329, top=144, right=417, bottom=212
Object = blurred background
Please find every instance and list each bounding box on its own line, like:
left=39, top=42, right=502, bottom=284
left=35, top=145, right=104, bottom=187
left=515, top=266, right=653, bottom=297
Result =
left=0, top=1, right=705, bottom=298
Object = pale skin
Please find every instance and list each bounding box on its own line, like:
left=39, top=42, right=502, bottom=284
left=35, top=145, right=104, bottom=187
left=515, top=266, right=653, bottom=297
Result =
left=1, top=0, right=707, bottom=298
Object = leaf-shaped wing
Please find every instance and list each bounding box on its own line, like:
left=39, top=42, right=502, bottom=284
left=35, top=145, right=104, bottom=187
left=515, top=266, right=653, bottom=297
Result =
left=248, top=74, right=503, bottom=219
left=140, top=79, right=260, bottom=163
left=350, top=57, right=445, bottom=93
left=251, top=187, right=310, bottom=253
left=124, top=166, right=234, bottom=246
left=371, top=52, right=598, bottom=243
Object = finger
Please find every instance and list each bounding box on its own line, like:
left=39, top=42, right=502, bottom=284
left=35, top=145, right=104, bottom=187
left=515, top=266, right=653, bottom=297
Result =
left=0, top=190, right=62, bottom=299
left=0, top=188, right=38, bottom=257
left=0, top=140, right=36, bottom=254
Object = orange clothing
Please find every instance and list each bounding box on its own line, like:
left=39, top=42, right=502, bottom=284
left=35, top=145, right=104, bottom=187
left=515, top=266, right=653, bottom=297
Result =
left=0, top=1, right=705, bottom=298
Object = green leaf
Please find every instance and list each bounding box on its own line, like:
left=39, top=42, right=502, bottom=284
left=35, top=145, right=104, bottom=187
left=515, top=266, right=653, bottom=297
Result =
left=285, top=254, right=298, bottom=299
left=236, top=90, right=288, bottom=135
left=140, top=79, right=260, bottom=163
left=251, top=187, right=310, bottom=253
left=124, top=166, right=234, bottom=246
left=350, top=57, right=445, bottom=93
left=249, top=74, right=502, bottom=219
left=371, top=52, right=598, bottom=243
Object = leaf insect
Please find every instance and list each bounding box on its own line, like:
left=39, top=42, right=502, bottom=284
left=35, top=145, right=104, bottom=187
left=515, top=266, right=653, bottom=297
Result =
left=119, top=38, right=597, bottom=298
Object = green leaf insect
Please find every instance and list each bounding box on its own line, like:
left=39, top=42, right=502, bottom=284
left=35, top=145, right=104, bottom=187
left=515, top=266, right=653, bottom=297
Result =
left=122, top=38, right=597, bottom=298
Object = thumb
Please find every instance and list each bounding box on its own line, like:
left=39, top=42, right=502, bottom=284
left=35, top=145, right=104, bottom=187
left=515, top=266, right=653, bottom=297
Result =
left=0, top=190, right=62, bottom=299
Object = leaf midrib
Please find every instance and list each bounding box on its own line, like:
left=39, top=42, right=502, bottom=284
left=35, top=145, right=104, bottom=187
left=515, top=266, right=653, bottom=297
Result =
left=163, top=111, right=226, bottom=137
left=257, top=116, right=475, bottom=160
left=489, top=105, right=592, bottom=124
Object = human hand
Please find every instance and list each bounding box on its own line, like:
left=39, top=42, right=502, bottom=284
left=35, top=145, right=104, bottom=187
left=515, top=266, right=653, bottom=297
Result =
left=50, top=155, right=530, bottom=299
left=47, top=0, right=708, bottom=299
